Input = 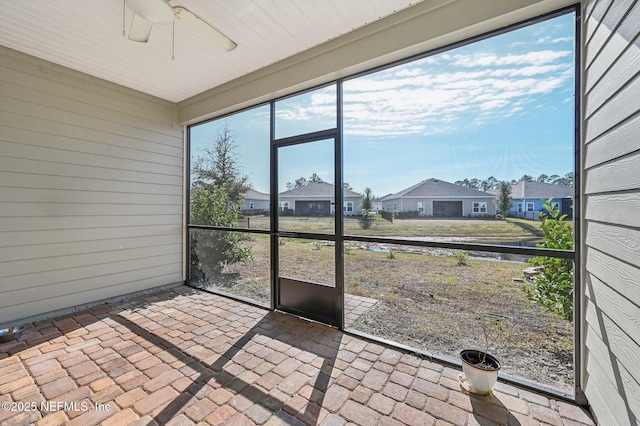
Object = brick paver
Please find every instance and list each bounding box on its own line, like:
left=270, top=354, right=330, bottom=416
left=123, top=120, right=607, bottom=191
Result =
left=0, top=286, right=595, bottom=425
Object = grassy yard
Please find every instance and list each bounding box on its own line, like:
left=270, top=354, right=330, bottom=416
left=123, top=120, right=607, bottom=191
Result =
left=242, top=215, right=550, bottom=242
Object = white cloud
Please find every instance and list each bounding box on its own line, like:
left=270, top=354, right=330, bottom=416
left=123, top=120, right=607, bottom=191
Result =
left=275, top=39, right=573, bottom=138
left=496, top=50, right=571, bottom=66
left=537, top=36, right=573, bottom=44
left=480, top=99, right=510, bottom=110
left=452, top=50, right=571, bottom=67
left=452, top=53, right=498, bottom=67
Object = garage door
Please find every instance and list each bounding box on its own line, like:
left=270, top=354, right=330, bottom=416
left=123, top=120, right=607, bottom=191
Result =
left=433, top=201, right=463, bottom=217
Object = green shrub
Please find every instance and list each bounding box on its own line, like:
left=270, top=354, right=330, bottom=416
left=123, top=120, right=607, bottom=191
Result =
left=453, top=250, right=470, bottom=266
left=358, top=211, right=376, bottom=229
left=523, top=199, right=574, bottom=321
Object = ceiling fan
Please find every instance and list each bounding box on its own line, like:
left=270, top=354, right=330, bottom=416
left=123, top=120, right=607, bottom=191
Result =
left=125, top=0, right=237, bottom=52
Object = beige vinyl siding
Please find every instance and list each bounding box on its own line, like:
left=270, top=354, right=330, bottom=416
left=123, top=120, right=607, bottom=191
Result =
left=582, top=0, right=640, bottom=424
left=0, top=47, right=183, bottom=324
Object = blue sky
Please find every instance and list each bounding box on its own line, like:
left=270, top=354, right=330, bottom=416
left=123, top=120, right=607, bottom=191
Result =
left=191, top=12, right=575, bottom=196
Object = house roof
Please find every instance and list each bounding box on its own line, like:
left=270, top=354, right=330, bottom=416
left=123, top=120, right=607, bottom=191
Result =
left=510, top=181, right=573, bottom=199
left=243, top=188, right=270, bottom=201
left=279, top=182, right=361, bottom=198
left=385, top=178, right=495, bottom=199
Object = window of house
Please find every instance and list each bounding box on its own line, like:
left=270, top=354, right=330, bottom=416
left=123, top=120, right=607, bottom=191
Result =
left=473, top=202, right=487, bottom=213
left=344, top=201, right=353, bottom=213
left=527, top=202, right=535, bottom=212
left=518, top=203, right=523, bottom=213
left=417, top=202, right=424, bottom=213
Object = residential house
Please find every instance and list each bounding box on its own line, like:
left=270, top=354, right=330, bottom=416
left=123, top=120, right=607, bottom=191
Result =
left=508, top=181, right=573, bottom=219
left=278, top=182, right=362, bottom=216
left=381, top=178, right=496, bottom=217
left=240, top=188, right=270, bottom=214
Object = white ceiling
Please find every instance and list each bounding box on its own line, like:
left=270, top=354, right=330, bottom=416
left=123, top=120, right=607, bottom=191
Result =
left=0, top=0, right=425, bottom=103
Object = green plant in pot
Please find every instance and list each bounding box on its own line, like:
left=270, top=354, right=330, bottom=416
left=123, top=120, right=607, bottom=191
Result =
left=459, top=314, right=509, bottom=395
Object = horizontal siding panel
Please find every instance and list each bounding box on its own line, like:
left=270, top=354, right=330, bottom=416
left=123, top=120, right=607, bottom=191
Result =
left=585, top=247, right=640, bottom=305
left=584, top=0, right=608, bottom=45
left=584, top=192, right=640, bottom=228
left=0, top=271, right=183, bottom=323
left=582, top=0, right=640, bottom=423
left=586, top=275, right=640, bottom=353
left=585, top=300, right=640, bottom=418
left=584, top=0, right=635, bottom=71
left=585, top=324, right=640, bottom=420
left=585, top=5, right=640, bottom=115
left=584, top=112, right=640, bottom=168
left=585, top=1, right=640, bottom=93
left=584, top=334, right=638, bottom=426
left=0, top=79, right=179, bottom=139
left=1, top=113, right=182, bottom=158
left=583, top=0, right=599, bottom=29
left=0, top=50, right=184, bottom=324
left=586, top=221, right=640, bottom=266
left=0, top=64, right=175, bottom=126
left=0, top=215, right=182, bottom=232
left=0, top=156, right=181, bottom=186
left=1, top=244, right=181, bottom=279
left=1, top=98, right=181, bottom=148
left=0, top=202, right=182, bottom=217
left=0, top=171, right=183, bottom=196
left=584, top=72, right=640, bottom=142
left=0, top=140, right=181, bottom=177
left=0, top=187, right=182, bottom=205
left=0, top=48, right=175, bottom=118
left=0, top=225, right=181, bottom=248
left=1, top=126, right=182, bottom=168
left=584, top=151, right=640, bottom=193
left=584, top=374, right=627, bottom=426
left=0, top=253, right=182, bottom=293
left=0, top=234, right=182, bottom=263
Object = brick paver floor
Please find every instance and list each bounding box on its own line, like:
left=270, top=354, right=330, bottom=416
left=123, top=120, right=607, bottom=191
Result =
left=0, top=286, right=595, bottom=425
left=344, top=294, right=378, bottom=328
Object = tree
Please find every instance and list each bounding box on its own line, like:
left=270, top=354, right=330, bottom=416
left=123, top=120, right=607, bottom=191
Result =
left=519, top=174, right=533, bottom=182
left=359, top=187, right=376, bottom=229
left=287, top=173, right=328, bottom=189
left=536, top=174, right=549, bottom=183
left=343, top=182, right=353, bottom=191
left=309, top=173, right=324, bottom=184
left=523, top=199, right=574, bottom=321
left=190, top=123, right=251, bottom=280
left=190, top=186, right=251, bottom=275
left=556, top=172, right=574, bottom=187
left=192, top=122, right=250, bottom=204
left=294, top=177, right=308, bottom=188
left=361, top=187, right=374, bottom=211
left=495, top=181, right=512, bottom=216
left=480, top=176, right=498, bottom=192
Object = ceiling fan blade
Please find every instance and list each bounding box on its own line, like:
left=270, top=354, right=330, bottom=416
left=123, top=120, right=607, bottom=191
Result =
left=128, top=13, right=154, bottom=42
left=126, top=0, right=174, bottom=24
left=173, top=6, right=237, bottom=52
